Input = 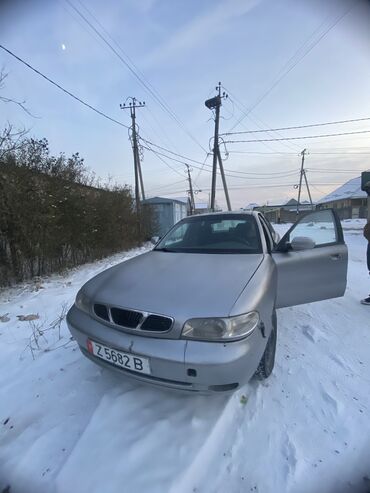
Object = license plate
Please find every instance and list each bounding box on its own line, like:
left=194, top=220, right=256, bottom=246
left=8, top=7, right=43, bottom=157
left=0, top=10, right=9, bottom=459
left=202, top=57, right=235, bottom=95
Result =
left=87, top=340, right=151, bottom=375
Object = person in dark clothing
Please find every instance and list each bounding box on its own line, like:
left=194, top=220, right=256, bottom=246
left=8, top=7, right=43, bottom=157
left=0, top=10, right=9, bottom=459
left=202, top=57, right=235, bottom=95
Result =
left=361, top=220, right=370, bottom=305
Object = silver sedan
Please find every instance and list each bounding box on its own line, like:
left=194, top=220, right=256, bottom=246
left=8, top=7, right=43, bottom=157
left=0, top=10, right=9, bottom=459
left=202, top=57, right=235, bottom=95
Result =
left=67, top=209, right=348, bottom=393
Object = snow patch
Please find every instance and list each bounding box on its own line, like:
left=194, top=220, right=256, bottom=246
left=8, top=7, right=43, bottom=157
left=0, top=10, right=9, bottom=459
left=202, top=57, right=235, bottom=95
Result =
left=1, top=230, right=370, bottom=493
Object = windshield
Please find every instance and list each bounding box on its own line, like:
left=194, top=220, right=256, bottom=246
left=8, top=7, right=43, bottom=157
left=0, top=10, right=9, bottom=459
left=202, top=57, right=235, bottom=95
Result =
left=155, top=214, right=262, bottom=254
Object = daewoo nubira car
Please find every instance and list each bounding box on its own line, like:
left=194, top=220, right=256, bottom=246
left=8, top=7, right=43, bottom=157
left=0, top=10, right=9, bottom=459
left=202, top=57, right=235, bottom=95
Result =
left=67, top=209, right=348, bottom=393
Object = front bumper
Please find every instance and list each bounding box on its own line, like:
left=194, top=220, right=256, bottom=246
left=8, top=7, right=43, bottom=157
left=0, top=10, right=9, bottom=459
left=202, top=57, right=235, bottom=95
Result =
left=66, top=305, right=265, bottom=393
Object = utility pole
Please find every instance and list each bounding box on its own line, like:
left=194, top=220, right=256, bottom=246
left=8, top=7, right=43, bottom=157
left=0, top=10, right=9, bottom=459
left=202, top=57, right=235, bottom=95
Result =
left=186, top=164, right=195, bottom=215
left=120, top=97, right=146, bottom=212
left=303, top=169, right=313, bottom=208
left=205, top=82, right=231, bottom=212
left=296, top=148, right=314, bottom=214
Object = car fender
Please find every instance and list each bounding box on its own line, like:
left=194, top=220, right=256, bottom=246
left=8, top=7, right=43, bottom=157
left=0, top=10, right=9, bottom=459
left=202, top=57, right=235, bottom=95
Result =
left=229, top=254, right=277, bottom=344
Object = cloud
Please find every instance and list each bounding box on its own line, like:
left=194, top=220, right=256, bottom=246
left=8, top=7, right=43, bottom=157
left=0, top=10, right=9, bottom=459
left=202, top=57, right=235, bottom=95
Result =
left=142, top=0, right=261, bottom=68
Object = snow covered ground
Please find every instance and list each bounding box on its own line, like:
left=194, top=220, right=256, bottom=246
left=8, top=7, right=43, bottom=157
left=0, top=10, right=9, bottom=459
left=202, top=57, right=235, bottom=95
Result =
left=0, top=220, right=369, bottom=493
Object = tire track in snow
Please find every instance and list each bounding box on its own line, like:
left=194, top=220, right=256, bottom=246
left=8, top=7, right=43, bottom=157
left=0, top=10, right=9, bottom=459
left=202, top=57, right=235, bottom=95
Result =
left=55, top=381, right=229, bottom=493
left=2, top=226, right=370, bottom=493
left=0, top=348, right=125, bottom=493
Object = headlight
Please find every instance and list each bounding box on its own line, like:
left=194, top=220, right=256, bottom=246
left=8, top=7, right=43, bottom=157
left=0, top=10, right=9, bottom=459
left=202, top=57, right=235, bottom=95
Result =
left=182, top=311, right=260, bottom=341
left=75, top=290, right=90, bottom=313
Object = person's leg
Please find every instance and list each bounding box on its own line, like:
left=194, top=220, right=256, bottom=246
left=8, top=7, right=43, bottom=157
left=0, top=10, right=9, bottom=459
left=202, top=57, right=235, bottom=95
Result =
left=360, top=243, right=370, bottom=304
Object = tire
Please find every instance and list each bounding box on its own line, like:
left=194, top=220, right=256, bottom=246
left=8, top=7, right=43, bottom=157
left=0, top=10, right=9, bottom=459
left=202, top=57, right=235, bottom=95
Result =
left=254, top=313, right=277, bottom=380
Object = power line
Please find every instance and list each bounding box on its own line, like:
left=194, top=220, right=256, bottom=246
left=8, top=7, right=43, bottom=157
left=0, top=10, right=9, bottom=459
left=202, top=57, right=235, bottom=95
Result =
left=224, top=129, right=370, bottom=144
left=3, top=43, right=360, bottom=186
left=228, top=150, right=370, bottom=156
left=64, top=0, right=208, bottom=154
left=0, top=44, right=206, bottom=188
left=228, top=1, right=355, bottom=132
left=140, top=136, right=303, bottom=176
left=141, top=143, right=303, bottom=179
left=309, top=151, right=370, bottom=155
left=310, top=184, right=329, bottom=196
left=228, top=150, right=297, bottom=155
left=139, top=137, right=208, bottom=167
left=0, top=43, right=129, bottom=129
left=222, top=95, right=290, bottom=154
left=221, top=116, right=370, bottom=136
left=145, top=105, right=180, bottom=151
left=311, top=146, right=370, bottom=151
left=224, top=88, right=301, bottom=153
left=220, top=182, right=347, bottom=190
left=306, top=168, right=366, bottom=173
left=143, top=143, right=187, bottom=178
left=147, top=181, right=348, bottom=195
left=194, top=153, right=211, bottom=182
left=71, top=0, right=179, bottom=153
left=146, top=179, right=188, bottom=194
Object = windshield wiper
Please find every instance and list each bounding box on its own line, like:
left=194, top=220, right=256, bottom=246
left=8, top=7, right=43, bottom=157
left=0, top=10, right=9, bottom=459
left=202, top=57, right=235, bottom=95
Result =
left=154, top=247, right=177, bottom=252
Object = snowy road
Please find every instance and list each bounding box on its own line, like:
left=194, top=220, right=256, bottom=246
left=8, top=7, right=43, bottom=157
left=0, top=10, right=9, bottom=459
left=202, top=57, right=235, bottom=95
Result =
left=0, top=221, right=369, bottom=493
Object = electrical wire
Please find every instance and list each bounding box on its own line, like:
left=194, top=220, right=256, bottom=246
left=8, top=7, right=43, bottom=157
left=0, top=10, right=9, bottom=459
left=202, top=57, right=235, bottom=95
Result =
left=224, top=129, right=370, bottom=144
left=224, top=88, right=301, bottom=153
left=146, top=179, right=188, bottom=194
left=140, top=137, right=303, bottom=176
left=194, top=153, right=211, bottom=182
left=221, top=116, right=370, bottom=136
left=64, top=0, right=208, bottom=154
left=228, top=1, right=356, bottom=132
left=139, top=137, right=209, bottom=167
left=228, top=150, right=297, bottom=155
left=0, top=43, right=129, bottom=129
left=309, top=151, right=370, bottom=155
left=3, top=42, right=364, bottom=194
left=147, top=181, right=348, bottom=195
left=141, top=144, right=303, bottom=179
left=306, top=167, right=367, bottom=173
left=228, top=150, right=370, bottom=156
left=143, top=144, right=186, bottom=178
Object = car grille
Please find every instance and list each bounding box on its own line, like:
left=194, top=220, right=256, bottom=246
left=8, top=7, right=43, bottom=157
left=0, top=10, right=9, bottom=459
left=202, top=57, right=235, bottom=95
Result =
left=93, top=304, right=173, bottom=333
left=94, top=303, right=110, bottom=321
left=140, top=314, right=173, bottom=332
left=111, top=307, right=143, bottom=328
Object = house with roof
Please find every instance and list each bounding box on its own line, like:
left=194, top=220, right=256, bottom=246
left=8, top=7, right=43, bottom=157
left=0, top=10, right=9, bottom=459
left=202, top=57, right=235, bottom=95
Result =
left=242, top=202, right=259, bottom=211
left=193, top=202, right=211, bottom=215
left=316, top=176, right=368, bottom=219
left=142, top=196, right=189, bottom=237
left=253, top=198, right=314, bottom=223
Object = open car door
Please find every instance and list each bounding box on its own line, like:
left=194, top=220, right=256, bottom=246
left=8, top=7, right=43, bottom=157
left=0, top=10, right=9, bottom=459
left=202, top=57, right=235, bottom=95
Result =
left=273, top=209, right=348, bottom=309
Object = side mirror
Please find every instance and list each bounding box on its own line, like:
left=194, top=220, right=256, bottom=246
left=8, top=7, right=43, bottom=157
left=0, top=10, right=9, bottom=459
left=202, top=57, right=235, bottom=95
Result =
left=151, top=236, right=160, bottom=245
left=290, top=236, right=315, bottom=251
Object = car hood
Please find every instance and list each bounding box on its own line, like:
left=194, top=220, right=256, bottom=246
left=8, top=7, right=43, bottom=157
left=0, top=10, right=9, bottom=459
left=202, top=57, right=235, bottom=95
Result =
left=83, top=251, right=263, bottom=336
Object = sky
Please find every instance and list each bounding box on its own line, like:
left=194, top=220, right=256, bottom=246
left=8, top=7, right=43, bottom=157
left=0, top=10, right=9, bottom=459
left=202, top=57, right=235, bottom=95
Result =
left=1, top=0, right=370, bottom=209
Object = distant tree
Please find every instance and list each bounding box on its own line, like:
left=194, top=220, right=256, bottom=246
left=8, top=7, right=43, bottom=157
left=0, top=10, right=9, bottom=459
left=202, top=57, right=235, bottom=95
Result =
left=0, top=69, right=29, bottom=159
left=0, top=69, right=153, bottom=285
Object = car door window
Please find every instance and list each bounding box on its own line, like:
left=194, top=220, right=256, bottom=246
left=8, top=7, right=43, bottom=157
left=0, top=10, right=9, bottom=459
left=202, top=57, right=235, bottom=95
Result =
left=273, top=208, right=347, bottom=308
left=261, top=215, right=276, bottom=240
left=284, top=209, right=338, bottom=247
left=258, top=216, right=273, bottom=252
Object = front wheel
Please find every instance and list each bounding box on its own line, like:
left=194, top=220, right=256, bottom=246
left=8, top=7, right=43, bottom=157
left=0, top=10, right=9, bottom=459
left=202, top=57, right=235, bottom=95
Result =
left=254, top=316, right=277, bottom=380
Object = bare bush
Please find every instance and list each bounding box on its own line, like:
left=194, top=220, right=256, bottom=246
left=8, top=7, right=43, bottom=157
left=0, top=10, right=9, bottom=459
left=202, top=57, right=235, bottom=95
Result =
left=0, top=137, right=153, bottom=286
left=0, top=70, right=153, bottom=286
left=22, top=303, right=73, bottom=359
